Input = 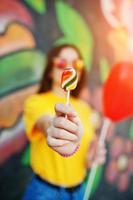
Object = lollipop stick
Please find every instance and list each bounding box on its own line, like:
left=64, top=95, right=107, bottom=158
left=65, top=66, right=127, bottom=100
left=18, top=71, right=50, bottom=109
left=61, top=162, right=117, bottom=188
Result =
left=66, top=90, right=70, bottom=105
left=65, top=91, right=70, bottom=118
left=83, top=118, right=111, bottom=200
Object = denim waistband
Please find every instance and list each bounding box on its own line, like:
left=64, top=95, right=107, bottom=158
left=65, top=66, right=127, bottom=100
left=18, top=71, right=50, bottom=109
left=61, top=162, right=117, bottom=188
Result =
left=35, top=175, right=82, bottom=192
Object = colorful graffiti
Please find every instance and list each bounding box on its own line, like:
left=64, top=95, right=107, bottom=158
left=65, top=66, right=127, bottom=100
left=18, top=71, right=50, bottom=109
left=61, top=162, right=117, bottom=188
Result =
left=0, top=0, right=133, bottom=200
left=101, top=0, right=133, bottom=62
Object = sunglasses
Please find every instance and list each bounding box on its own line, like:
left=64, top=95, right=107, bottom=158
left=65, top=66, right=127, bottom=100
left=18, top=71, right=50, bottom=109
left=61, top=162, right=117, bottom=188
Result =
left=53, top=58, right=84, bottom=70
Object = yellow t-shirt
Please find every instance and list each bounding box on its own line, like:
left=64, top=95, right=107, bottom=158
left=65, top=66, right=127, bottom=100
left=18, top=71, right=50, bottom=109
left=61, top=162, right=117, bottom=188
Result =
left=24, top=91, right=94, bottom=187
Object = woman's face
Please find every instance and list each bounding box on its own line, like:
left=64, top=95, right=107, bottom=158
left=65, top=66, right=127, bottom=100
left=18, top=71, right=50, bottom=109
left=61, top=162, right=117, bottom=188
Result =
left=51, top=47, right=83, bottom=86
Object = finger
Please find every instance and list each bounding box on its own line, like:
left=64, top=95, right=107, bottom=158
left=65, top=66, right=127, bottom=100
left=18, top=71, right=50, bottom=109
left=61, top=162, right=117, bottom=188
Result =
left=88, top=150, right=96, bottom=162
left=53, top=117, right=78, bottom=134
left=94, top=156, right=106, bottom=165
left=69, top=115, right=84, bottom=135
left=97, top=148, right=107, bottom=157
left=49, top=126, right=78, bottom=142
left=55, top=103, right=77, bottom=117
left=46, top=135, right=69, bottom=147
left=68, top=115, right=81, bottom=125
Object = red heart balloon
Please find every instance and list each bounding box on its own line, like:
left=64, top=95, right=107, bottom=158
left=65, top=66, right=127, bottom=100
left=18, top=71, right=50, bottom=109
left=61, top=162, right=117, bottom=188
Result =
left=103, top=62, right=133, bottom=121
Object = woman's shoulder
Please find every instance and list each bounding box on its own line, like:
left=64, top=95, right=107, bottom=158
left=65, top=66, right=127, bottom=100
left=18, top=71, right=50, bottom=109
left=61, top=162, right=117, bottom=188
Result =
left=25, top=92, right=51, bottom=102
left=25, top=94, right=41, bottom=103
left=24, top=94, right=40, bottom=110
left=24, top=92, right=54, bottom=109
left=24, top=92, right=48, bottom=107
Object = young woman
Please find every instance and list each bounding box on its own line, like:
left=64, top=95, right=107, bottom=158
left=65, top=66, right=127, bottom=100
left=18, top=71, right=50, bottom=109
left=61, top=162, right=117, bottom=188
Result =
left=22, top=44, right=106, bottom=200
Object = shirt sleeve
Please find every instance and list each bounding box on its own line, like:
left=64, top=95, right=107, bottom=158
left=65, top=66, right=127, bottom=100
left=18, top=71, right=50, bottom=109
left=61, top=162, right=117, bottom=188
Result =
left=23, top=95, right=45, bottom=142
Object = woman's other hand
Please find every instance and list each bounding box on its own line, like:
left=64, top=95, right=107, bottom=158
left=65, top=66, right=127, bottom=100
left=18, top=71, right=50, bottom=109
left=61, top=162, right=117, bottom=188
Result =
left=86, top=137, right=107, bottom=168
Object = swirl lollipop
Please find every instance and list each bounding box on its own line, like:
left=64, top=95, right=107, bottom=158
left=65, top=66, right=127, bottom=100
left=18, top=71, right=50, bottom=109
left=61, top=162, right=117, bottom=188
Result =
left=61, top=67, right=78, bottom=105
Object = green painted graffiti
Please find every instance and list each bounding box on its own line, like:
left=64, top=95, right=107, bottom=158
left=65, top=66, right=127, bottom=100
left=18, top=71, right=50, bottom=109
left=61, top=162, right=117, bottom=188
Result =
left=25, top=0, right=46, bottom=14
left=55, top=1, right=93, bottom=70
left=0, top=50, right=45, bottom=96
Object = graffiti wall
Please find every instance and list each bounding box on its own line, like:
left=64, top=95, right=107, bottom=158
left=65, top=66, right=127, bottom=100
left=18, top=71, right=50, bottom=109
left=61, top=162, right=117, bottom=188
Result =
left=0, top=0, right=133, bottom=199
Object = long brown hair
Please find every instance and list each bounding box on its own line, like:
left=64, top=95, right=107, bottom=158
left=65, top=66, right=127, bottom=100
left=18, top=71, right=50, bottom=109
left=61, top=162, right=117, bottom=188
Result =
left=38, top=44, right=87, bottom=97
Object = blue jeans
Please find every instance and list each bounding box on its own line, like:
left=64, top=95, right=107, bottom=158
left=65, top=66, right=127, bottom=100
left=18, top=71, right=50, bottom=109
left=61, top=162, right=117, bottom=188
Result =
left=22, top=175, right=85, bottom=200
